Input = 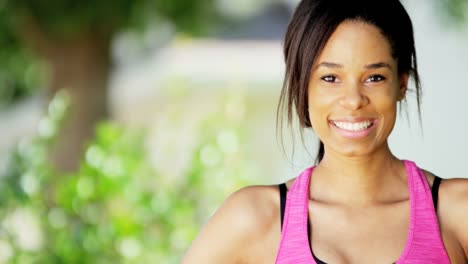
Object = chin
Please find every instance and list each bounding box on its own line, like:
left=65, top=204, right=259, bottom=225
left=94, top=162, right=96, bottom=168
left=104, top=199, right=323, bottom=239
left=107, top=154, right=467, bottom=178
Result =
left=328, top=141, right=381, bottom=158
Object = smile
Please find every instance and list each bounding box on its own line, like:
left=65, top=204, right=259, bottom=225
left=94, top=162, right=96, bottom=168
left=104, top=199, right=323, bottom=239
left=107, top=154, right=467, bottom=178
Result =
left=332, top=120, right=373, bottom=131
left=329, top=118, right=377, bottom=139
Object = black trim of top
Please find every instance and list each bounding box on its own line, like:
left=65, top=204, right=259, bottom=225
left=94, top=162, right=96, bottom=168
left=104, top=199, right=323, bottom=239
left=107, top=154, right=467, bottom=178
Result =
left=279, top=183, right=287, bottom=230
left=432, top=176, right=442, bottom=211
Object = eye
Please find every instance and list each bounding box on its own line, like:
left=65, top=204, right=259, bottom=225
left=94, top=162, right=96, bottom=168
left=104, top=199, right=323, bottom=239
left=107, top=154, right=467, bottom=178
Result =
left=366, top=74, right=386, bottom=83
left=321, top=75, right=340, bottom=83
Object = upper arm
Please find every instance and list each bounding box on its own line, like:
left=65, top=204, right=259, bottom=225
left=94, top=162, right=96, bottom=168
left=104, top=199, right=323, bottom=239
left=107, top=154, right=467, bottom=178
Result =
left=181, top=185, right=276, bottom=264
left=439, top=178, right=468, bottom=260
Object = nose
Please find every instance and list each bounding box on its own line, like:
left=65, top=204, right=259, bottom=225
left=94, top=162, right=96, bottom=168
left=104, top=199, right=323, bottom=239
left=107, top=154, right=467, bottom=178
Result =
left=339, top=83, right=369, bottom=110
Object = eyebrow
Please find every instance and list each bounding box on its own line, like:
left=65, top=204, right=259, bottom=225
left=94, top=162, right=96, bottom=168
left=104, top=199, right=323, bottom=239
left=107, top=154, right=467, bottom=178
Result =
left=315, top=61, right=392, bottom=70
left=364, top=62, right=392, bottom=70
left=316, top=62, right=343, bottom=69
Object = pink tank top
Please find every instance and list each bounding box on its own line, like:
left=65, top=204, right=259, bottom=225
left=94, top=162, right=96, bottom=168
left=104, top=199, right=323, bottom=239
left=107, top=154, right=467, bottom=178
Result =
left=275, top=160, right=450, bottom=263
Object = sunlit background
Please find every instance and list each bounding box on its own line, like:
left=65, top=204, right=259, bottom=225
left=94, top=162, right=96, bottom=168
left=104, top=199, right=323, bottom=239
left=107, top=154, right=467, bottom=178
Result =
left=0, top=0, right=467, bottom=263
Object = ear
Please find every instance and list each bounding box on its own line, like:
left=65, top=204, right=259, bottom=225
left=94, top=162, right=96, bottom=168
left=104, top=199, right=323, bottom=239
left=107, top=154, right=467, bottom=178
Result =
left=398, top=73, right=409, bottom=101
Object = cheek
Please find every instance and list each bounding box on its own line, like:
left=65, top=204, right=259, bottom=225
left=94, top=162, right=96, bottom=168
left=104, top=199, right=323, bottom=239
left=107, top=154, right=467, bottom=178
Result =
left=308, top=85, right=336, bottom=110
left=374, top=94, right=400, bottom=135
left=307, top=90, right=336, bottom=130
left=375, top=90, right=399, bottom=114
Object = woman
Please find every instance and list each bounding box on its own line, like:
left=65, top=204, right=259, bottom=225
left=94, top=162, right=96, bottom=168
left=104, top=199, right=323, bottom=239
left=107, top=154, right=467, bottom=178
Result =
left=182, top=0, right=468, bottom=263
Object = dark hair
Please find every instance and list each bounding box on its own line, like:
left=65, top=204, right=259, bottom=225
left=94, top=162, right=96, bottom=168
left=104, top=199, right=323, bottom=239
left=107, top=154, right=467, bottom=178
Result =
left=276, top=0, right=421, bottom=164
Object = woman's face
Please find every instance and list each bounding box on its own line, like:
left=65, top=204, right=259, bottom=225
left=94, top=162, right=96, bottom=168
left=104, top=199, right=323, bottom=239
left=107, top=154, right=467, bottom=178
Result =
left=308, top=20, right=408, bottom=158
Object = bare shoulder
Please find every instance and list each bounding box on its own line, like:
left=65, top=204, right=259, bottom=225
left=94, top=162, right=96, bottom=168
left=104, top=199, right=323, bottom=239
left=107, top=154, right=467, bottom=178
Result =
left=437, top=177, right=468, bottom=228
left=436, top=176, right=468, bottom=260
left=422, top=169, right=468, bottom=233
left=222, top=184, right=282, bottom=235
left=181, top=184, right=284, bottom=263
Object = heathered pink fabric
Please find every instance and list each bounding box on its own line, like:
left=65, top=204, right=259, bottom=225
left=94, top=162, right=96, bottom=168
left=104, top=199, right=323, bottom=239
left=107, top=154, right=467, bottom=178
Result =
left=275, top=160, right=450, bottom=263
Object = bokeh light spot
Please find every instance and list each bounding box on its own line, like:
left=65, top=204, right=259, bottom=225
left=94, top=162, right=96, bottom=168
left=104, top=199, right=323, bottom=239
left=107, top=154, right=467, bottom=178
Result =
left=48, top=208, right=67, bottom=229
left=217, top=129, right=238, bottom=154
left=200, top=145, right=221, bottom=167
left=76, top=177, right=94, bottom=200
left=117, top=237, right=141, bottom=259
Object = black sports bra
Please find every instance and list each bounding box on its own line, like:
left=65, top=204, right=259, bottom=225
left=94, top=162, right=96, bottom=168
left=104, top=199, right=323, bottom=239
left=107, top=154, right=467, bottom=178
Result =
left=278, top=176, right=442, bottom=264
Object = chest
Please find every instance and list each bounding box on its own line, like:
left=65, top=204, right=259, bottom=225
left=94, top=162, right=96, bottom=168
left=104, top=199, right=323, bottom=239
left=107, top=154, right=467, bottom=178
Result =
left=308, top=201, right=410, bottom=264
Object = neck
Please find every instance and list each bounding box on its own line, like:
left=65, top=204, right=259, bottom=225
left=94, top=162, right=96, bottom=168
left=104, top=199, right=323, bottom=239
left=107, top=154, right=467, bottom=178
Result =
left=312, top=143, right=406, bottom=206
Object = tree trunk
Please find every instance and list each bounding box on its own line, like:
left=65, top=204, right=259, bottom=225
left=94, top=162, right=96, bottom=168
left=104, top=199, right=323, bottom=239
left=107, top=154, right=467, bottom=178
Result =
left=15, top=16, right=113, bottom=172
left=46, top=34, right=112, bottom=172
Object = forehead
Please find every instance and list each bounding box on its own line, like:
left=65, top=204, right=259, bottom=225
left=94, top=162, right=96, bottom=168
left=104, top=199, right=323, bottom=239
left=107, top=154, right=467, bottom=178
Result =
left=315, top=20, right=395, bottom=68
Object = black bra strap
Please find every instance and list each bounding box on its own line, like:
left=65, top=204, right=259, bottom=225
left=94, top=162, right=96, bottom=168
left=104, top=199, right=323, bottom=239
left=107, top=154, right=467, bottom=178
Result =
left=279, top=183, right=287, bottom=230
left=432, top=176, right=442, bottom=211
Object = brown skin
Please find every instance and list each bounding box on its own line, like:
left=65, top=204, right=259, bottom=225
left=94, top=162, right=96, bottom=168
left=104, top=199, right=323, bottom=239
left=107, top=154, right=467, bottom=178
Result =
left=182, top=21, right=468, bottom=264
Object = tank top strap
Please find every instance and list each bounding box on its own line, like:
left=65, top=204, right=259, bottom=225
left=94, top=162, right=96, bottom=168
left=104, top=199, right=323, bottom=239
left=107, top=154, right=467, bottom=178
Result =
left=276, top=166, right=316, bottom=263
left=282, top=166, right=313, bottom=231
left=399, top=160, right=450, bottom=263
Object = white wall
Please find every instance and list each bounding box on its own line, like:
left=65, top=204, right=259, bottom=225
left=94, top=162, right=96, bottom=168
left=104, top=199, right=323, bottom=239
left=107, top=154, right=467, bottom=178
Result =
left=390, top=1, right=468, bottom=178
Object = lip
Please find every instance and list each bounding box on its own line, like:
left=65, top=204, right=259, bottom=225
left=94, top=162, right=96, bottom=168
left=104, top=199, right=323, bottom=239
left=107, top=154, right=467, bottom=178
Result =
left=329, top=117, right=376, bottom=122
left=329, top=118, right=378, bottom=139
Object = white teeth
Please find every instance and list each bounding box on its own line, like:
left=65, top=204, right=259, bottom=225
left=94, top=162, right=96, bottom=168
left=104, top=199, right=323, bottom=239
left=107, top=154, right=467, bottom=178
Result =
left=333, top=120, right=372, bottom=131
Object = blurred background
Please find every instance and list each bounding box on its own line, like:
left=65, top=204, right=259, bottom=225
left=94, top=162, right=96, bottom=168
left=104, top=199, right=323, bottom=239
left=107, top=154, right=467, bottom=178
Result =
left=0, top=0, right=466, bottom=263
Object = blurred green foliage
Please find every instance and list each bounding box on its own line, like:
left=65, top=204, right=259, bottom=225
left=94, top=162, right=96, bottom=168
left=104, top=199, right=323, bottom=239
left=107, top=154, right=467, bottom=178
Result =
left=3, top=0, right=217, bottom=36
left=0, top=91, right=254, bottom=263
left=0, top=7, right=42, bottom=109
left=0, top=0, right=219, bottom=108
left=439, top=0, right=468, bottom=24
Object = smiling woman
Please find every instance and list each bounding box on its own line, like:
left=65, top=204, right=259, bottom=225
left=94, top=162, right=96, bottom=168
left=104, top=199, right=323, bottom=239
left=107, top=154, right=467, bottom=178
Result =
left=181, top=0, right=468, bottom=263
